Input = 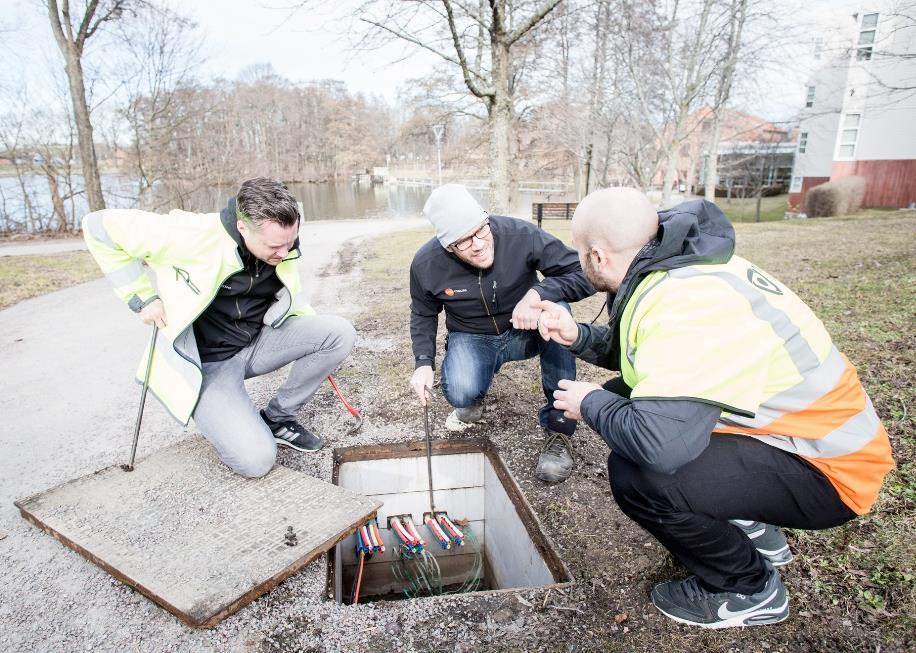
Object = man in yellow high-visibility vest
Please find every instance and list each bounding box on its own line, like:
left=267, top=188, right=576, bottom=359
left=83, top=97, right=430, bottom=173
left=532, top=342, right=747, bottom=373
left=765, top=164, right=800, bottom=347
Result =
left=536, top=187, right=894, bottom=629
left=84, top=177, right=356, bottom=477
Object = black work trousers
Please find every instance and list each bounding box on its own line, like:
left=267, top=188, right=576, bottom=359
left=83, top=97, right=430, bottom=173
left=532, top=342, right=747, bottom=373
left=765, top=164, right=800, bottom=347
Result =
left=609, top=433, right=856, bottom=594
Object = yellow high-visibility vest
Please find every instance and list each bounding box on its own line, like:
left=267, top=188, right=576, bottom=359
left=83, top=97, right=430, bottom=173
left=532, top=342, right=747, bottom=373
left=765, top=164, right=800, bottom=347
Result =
left=620, top=254, right=894, bottom=514
left=83, top=208, right=315, bottom=424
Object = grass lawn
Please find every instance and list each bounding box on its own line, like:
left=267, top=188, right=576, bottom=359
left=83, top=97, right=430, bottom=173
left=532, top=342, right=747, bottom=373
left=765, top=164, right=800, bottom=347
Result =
left=709, top=193, right=901, bottom=223
left=347, top=209, right=915, bottom=649
left=0, top=251, right=101, bottom=310
left=716, top=193, right=790, bottom=222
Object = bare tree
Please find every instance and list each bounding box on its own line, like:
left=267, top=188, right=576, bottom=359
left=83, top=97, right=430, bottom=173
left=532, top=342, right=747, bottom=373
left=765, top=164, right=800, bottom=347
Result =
left=349, top=0, right=563, bottom=213
left=704, top=0, right=748, bottom=202
left=116, top=4, right=202, bottom=210
left=46, top=0, right=131, bottom=212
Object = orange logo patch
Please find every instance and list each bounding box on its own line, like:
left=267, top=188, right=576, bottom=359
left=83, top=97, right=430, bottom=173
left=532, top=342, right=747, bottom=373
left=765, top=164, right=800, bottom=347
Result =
left=444, top=288, right=455, bottom=297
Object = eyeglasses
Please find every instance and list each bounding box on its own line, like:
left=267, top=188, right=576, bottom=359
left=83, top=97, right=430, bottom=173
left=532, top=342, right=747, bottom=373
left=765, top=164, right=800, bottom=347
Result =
left=451, top=221, right=491, bottom=251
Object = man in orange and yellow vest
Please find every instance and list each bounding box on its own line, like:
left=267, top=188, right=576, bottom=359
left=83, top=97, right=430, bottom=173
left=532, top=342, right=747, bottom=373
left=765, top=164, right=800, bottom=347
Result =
left=537, top=187, right=894, bottom=629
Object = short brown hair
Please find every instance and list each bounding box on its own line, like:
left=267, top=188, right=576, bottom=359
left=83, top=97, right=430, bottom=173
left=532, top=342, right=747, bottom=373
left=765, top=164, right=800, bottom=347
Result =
left=236, top=177, right=300, bottom=227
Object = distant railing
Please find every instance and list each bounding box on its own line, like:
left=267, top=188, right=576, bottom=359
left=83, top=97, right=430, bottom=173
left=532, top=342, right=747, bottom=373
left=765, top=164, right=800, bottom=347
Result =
left=388, top=176, right=574, bottom=194
left=532, top=202, right=578, bottom=228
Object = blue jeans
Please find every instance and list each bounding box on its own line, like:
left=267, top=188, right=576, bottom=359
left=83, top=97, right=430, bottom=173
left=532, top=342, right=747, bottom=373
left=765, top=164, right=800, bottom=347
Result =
left=440, top=322, right=577, bottom=434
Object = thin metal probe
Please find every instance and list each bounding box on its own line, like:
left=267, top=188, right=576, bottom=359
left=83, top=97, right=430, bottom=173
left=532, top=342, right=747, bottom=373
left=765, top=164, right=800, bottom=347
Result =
left=123, top=323, right=158, bottom=472
left=423, top=387, right=436, bottom=516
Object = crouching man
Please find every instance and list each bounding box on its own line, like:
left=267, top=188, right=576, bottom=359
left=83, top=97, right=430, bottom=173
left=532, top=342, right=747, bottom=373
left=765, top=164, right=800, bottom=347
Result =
left=538, top=187, right=894, bottom=627
left=408, top=184, right=594, bottom=483
left=83, top=177, right=356, bottom=477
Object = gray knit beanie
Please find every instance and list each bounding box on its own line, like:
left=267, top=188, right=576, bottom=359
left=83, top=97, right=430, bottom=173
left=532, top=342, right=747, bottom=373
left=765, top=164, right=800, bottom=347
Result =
left=422, top=184, right=488, bottom=248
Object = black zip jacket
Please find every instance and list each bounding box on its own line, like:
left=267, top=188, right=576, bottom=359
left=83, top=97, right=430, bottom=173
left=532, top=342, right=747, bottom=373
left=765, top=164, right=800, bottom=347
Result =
left=410, top=215, right=594, bottom=369
left=192, top=198, right=294, bottom=363
left=570, top=199, right=736, bottom=474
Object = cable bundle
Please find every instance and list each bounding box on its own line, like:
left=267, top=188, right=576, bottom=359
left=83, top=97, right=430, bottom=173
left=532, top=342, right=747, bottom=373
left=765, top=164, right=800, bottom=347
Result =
left=437, top=513, right=464, bottom=546
left=390, top=521, right=484, bottom=598
left=425, top=513, right=451, bottom=549
left=389, top=516, right=424, bottom=553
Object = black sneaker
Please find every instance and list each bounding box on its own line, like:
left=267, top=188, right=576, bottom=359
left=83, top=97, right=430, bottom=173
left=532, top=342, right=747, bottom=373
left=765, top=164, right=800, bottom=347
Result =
left=650, top=562, right=789, bottom=629
left=730, top=520, right=794, bottom=567
left=260, top=410, right=324, bottom=452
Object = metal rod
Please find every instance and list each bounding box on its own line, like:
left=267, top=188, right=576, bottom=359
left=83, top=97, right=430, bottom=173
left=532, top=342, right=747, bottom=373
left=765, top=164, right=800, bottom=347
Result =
left=423, top=389, right=436, bottom=516
left=123, top=323, right=158, bottom=472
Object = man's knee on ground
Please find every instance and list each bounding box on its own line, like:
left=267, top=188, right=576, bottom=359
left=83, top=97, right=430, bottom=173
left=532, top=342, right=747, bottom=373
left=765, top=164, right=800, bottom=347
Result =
left=232, top=444, right=277, bottom=479
left=441, top=377, right=484, bottom=408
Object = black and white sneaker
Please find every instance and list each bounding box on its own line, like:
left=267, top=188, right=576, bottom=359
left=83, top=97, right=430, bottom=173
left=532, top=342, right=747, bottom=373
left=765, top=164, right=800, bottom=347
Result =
left=260, top=410, right=324, bottom=452
left=731, top=520, right=794, bottom=567
left=651, top=562, right=789, bottom=629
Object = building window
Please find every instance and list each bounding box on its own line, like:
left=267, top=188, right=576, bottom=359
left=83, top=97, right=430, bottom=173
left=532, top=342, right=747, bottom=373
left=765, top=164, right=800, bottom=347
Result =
left=798, top=132, right=808, bottom=154
left=838, top=113, right=861, bottom=158
left=790, top=176, right=802, bottom=192
left=805, top=85, right=816, bottom=108
left=857, top=12, right=879, bottom=60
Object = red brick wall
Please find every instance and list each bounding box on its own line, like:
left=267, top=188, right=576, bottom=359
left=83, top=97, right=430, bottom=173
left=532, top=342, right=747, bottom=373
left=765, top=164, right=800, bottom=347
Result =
left=789, top=177, right=830, bottom=211
left=831, top=159, right=916, bottom=208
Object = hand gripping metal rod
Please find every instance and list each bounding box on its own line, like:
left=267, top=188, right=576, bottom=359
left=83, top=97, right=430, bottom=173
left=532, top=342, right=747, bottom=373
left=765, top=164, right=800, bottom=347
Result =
left=123, top=323, right=158, bottom=472
left=423, top=388, right=436, bottom=516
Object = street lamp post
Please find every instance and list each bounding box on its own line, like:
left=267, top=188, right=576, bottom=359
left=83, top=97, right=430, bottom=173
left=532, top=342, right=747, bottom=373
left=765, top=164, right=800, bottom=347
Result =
left=432, top=125, right=444, bottom=186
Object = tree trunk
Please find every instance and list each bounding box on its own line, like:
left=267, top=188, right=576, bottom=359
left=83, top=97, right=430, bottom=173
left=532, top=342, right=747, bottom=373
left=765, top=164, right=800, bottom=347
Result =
left=44, top=165, right=69, bottom=230
left=704, top=117, right=722, bottom=202
left=705, top=0, right=747, bottom=203
left=661, top=144, right=679, bottom=208
left=62, top=45, right=105, bottom=212
left=488, top=39, right=513, bottom=214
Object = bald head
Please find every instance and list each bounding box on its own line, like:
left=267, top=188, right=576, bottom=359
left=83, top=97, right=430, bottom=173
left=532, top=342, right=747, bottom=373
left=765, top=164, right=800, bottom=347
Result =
left=572, top=187, right=659, bottom=253
left=571, top=188, right=659, bottom=292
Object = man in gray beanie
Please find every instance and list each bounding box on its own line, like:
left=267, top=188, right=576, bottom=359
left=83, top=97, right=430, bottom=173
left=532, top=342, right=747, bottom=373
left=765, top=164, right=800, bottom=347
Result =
left=408, top=184, right=595, bottom=483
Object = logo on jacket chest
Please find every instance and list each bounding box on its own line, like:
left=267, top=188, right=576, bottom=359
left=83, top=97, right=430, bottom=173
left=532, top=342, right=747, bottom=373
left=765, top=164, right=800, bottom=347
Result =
left=443, top=288, right=468, bottom=297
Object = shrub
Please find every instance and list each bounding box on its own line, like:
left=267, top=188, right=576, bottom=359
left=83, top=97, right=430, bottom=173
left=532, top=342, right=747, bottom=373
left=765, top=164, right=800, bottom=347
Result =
left=805, top=176, right=866, bottom=217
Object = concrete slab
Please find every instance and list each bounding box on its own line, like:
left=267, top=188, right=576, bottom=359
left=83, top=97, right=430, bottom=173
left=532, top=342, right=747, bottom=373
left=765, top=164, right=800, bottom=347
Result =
left=14, top=437, right=381, bottom=628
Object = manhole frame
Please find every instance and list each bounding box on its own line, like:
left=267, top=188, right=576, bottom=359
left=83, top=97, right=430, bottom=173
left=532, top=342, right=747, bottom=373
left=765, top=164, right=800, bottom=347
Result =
left=326, top=436, right=574, bottom=603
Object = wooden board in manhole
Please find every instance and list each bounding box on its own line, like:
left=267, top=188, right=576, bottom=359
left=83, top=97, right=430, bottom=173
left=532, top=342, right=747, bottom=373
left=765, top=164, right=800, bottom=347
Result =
left=14, top=437, right=381, bottom=628
left=328, top=437, right=573, bottom=604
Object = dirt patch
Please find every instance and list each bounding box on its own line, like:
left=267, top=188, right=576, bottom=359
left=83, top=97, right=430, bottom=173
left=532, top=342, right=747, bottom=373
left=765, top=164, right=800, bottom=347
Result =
left=318, top=240, right=360, bottom=277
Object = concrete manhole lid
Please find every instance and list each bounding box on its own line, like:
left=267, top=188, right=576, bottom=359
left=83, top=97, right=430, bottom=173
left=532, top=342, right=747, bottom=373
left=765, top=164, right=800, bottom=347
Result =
left=14, top=437, right=381, bottom=628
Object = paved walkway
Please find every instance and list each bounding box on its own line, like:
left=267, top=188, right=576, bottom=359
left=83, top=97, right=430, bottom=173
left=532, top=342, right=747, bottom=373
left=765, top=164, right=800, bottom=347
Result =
left=0, top=238, right=87, bottom=256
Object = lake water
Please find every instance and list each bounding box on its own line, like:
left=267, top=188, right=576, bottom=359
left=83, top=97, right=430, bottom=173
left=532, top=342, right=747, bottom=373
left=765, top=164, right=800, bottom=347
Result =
left=0, top=175, right=569, bottom=231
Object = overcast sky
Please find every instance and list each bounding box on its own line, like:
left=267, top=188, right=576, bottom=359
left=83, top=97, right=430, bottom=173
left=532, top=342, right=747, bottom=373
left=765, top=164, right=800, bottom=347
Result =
left=1, top=0, right=865, bottom=122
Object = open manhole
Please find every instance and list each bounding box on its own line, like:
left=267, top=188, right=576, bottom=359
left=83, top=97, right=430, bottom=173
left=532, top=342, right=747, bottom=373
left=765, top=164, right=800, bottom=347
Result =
left=327, top=437, right=572, bottom=604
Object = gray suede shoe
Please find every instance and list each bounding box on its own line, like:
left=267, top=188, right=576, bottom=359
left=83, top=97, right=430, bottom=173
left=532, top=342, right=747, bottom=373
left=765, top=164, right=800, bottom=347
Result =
left=535, top=430, right=574, bottom=483
left=445, top=403, right=485, bottom=432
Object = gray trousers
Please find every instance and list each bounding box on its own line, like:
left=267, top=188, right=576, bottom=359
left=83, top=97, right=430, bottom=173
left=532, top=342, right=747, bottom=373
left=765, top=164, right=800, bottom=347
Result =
left=192, top=314, right=356, bottom=477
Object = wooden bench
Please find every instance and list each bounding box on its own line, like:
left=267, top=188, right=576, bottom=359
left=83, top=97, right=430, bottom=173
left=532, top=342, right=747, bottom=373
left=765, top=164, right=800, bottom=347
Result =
left=532, top=202, right=578, bottom=228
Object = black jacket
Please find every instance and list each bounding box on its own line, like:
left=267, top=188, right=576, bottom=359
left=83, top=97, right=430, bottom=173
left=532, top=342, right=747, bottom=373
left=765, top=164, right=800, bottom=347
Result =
left=409, top=215, right=594, bottom=369
left=571, top=199, right=736, bottom=474
left=192, top=198, right=295, bottom=363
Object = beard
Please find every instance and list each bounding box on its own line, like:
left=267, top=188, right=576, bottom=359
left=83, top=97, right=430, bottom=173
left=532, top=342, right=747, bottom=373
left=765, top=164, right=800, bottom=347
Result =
left=584, top=254, right=614, bottom=292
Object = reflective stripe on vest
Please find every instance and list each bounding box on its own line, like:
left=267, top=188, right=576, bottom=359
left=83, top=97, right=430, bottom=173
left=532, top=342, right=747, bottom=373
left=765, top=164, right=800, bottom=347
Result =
left=666, top=266, right=821, bottom=375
